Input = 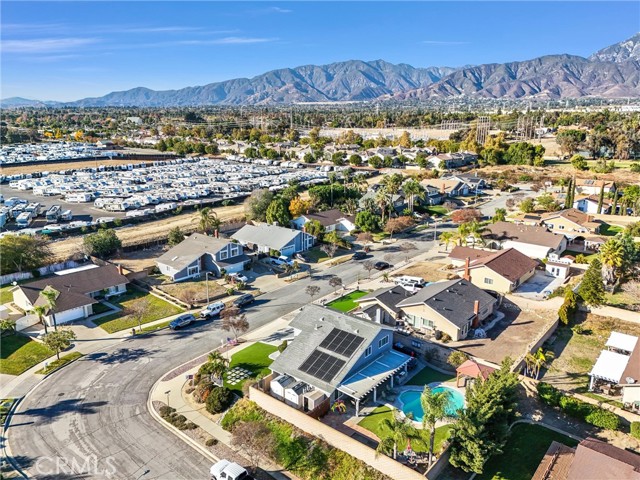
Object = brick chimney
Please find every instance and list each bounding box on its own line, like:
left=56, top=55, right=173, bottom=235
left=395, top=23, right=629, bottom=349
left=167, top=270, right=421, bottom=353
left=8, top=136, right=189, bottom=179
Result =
left=472, top=300, right=480, bottom=328
left=463, top=257, right=471, bottom=281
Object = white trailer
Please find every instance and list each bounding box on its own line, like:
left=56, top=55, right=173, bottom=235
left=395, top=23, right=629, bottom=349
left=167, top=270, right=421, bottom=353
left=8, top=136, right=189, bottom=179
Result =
left=16, top=211, right=34, bottom=228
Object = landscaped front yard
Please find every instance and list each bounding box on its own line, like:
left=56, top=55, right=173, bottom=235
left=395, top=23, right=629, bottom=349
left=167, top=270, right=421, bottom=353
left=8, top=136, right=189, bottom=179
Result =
left=0, top=334, right=53, bottom=375
left=358, top=405, right=453, bottom=455
left=224, top=342, right=278, bottom=395
left=93, top=288, right=184, bottom=333
left=326, top=290, right=368, bottom=312
left=407, top=366, right=456, bottom=386
left=304, top=246, right=350, bottom=264
left=477, top=423, right=578, bottom=480
left=394, top=261, right=452, bottom=283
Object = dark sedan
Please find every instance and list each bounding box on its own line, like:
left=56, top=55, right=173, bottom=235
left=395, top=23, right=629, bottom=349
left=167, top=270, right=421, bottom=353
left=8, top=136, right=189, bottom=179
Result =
left=374, top=261, right=390, bottom=270
left=169, top=314, right=196, bottom=330
left=233, top=293, right=255, bottom=308
left=352, top=251, right=368, bottom=260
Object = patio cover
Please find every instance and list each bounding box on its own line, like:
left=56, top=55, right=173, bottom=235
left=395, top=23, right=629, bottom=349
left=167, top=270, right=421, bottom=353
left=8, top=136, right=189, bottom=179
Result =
left=589, top=350, right=630, bottom=384
left=337, top=349, right=411, bottom=400
left=605, top=332, right=638, bottom=354
left=456, top=359, right=496, bottom=381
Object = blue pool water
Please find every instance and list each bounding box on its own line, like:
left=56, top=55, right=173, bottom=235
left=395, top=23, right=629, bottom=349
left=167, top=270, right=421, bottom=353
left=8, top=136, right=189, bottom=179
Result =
left=399, top=387, right=464, bottom=422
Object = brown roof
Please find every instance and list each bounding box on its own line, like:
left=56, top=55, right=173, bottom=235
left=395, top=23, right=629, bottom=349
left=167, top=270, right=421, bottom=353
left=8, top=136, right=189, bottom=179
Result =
left=448, top=246, right=495, bottom=262
left=484, top=222, right=565, bottom=250
left=541, top=208, right=598, bottom=227
left=568, top=438, right=640, bottom=480
left=462, top=248, right=538, bottom=283
left=304, top=209, right=355, bottom=227
left=18, top=265, right=129, bottom=313
left=620, top=341, right=640, bottom=385
left=532, top=441, right=576, bottom=480
left=456, top=359, right=496, bottom=381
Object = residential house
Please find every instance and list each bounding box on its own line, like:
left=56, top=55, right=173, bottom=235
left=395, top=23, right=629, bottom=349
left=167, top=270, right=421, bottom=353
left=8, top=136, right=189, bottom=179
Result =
left=545, top=253, right=574, bottom=279
left=427, top=151, right=478, bottom=170
left=355, top=285, right=415, bottom=326
left=269, top=305, right=412, bottom=416
left=453, top=248, right=538, bottom=294
left=541, top=209, right=602, bottom=237
left=156, top=233, right=249, bottom=281
left=451, top=173, right=489, bottom=191
left=12, top=264, right=129, bottom=326
left=232, top=223, right=315, bottom=257
left=419, top=184, right=444, bottom=205
left=291, top=209, right=357, bottom=234
left=396, top=279, right=497, bottom=341
left=448, top=246, right=496, bottom=267
left=573, top=194, right=613, bottom=214
left=575, top=179, right=617, bottom=196
left=532, top=438, right=640, bottom=480
left=358, top=189, right=407, bottom=213
left=420, top=178, right=469, bottom=197
left=483, top=221, right=568, bottom=259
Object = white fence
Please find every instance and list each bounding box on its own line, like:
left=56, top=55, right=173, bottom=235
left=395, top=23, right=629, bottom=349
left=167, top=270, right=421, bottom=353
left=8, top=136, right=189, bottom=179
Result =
left=15, top=314, right=40, bottom=332
left=0, top=260, right=83, bottom=286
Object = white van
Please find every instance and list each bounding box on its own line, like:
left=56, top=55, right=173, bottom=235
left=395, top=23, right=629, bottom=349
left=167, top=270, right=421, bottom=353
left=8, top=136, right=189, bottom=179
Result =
left=393, top=275, right=427, bottom=289
left=210, top=460, right=252, bottom=480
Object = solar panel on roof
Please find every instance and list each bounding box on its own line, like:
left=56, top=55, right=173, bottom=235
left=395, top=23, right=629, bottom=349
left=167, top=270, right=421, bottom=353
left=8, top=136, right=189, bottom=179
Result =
left=299, top=349, right=346, bottom=383
left=319, top=328, right=365, bottom=357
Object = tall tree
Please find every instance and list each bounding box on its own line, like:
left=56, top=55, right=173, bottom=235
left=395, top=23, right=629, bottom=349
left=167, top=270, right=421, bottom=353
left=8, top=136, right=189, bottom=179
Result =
left=42, top=328, right=76, bottom=360
left=421, top=386, right=453, bottom=468
left=265, top=198, right=291, bottom=226
left=220, top=307, right=250, bottom=342
left=579, top=258, right=605, bottom=306
left=40, top=287, right=60, bottom=331
left=32, top=304, right=49, bottom=335
left=0, top=235, right=53, bottom=275
left=599, top=238, right=625, bottom=288
left=244, top=189, right=274, bottom=222
left=402, top=179, right=424, bottom=213
left=197, top=207, right=220, bottom=235
left=492, top=208, right=506, bottom=223
left=375, top=414, right=416, bottom=460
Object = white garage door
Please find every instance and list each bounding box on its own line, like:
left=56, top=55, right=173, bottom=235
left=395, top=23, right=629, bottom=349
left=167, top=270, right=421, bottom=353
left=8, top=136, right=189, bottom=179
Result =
left=51, top=306, right=86, bottom=325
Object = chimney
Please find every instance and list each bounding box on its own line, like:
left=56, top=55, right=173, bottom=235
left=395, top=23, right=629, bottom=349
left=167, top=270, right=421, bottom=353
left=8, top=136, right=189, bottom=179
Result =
left=214, top=229, right=219, bottom=238
left=117, top=264, right=123, bottom=276
left=463, top=257, right=471, bottom=281
left=473, top=300, right=480, bottom=328
left=302, top=226, right=306, bottom=233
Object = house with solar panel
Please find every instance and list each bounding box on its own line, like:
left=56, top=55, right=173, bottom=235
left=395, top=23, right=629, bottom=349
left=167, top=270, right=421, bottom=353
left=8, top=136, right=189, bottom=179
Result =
left=268, top=304, right=412, bottom=416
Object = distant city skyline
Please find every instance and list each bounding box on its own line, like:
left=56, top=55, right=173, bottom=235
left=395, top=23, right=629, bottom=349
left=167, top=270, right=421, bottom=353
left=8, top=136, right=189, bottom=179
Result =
left=1, top=1, right=638, bottom=101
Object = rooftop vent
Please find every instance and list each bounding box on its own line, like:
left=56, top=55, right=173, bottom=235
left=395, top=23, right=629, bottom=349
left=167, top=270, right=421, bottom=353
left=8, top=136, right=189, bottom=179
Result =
left=626, top=377, right=636, bottom=384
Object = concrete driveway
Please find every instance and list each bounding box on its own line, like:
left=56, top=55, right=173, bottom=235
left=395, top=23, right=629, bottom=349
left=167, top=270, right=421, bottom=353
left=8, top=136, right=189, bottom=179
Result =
left=514, top=271, right=565, bottom=300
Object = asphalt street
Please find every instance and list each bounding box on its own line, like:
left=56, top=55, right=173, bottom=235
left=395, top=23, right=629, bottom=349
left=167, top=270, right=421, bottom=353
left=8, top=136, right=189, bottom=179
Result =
left=7, top=236, right=442, bottom=480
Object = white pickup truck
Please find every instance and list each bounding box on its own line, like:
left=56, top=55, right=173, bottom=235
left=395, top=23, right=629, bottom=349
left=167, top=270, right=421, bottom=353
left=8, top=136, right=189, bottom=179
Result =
left=210, top=460, right=253, bottom=480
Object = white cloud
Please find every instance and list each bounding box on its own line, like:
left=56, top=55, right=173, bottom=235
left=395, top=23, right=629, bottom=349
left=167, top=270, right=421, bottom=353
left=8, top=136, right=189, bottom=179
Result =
left=2, top=37, right=99, bottom=53
left=422, top=40, right=470, bottom=46
left=174, top=37, right=276, bottom=46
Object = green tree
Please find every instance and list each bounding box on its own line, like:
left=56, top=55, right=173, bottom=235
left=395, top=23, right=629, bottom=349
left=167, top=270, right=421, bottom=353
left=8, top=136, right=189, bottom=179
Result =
left=402, top=179, right=424, bottom=213
left=355, top=211, right=379, bottom=232
left=0, top=235, right=53, bottom=275
left=265, top=198, right=291, bottom=226
left=40, top=286, right=60, bottom=331
left=197, top=207, right=221, bottom=235
left=348, top=154, right=362, bottom=166
left=83, top=229, right=122, bottom=258
left=199, top=350, right=229, bottom=383
left=519, top=198, right=535, bottom=213
left=439, top=231, right=455, bottom=251
left=0, top=318, right=16, bottom=334
left=578, top=258, right=605, bottom=307
left=375, top=414, right=416, bottom=460
left=570, top=154, right=588, bottom=171
left=168, top=227, right=185, bottom=247
left=42, top=328, right=76, bottom=360
left=524, top=348, right=555, bottom=379
left=244, top=189, right=274, bottom=222
left=599, top=238, right=625, bottom=287
left=492, top=208, right=506, bottom=223
left=421, top=386, right=454, bottom=467
left=32, top=304, right=49, bottom=335
left=303, top=219, right=325, bottom=238
left=556, top=129, right=586, bottom=156
left=537, top=193, right=560, bottom=212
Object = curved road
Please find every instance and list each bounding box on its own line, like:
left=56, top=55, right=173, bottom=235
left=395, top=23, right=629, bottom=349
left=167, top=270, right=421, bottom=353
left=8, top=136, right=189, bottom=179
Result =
left=8, top=238, right=439, bottom=480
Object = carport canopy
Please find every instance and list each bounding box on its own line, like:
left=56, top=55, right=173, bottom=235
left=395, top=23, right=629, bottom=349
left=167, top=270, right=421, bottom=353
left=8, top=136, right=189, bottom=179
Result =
left=589, top=350, right=630, bottom=384
left=605, top=332, right=638, bottom=354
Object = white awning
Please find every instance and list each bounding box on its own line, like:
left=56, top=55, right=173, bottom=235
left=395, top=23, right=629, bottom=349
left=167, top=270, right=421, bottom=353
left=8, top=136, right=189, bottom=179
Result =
left=605, top=332, right=638, bottom=353
left=589, top=350, right=630, bottom=384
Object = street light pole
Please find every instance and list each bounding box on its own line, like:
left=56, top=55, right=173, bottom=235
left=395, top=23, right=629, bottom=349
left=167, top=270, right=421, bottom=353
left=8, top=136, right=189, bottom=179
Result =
left=164, top=390, right=171, bottom=408
left=205, top=272, right=210, bottom=304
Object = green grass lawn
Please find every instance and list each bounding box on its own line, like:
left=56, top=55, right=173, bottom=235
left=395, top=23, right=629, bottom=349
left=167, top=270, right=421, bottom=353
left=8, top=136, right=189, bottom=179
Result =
left=0, top=334, right=53, bottom=375
left=0, top=285, right=15, bottom=305
left=326, top=290, right=368, bottom=312
left=90, top=302, right=113, bottom=315
left=36, top=352, right=83, bottom=375
left=407, top=366, right=456, bottom=386
left=305, top=247, right=350, bottom=264
left=562, top=250, right=598, bottom=262
left=424, top=206, right=449, bottom=217
left=358, top=405, right=453, bottom=454
left=224, top=342, right=278, bottom=395
left=600, top=223, right=624, bottom=236
left=93, top=288, right=183, bottom=333
left=477, top=423, right=578, bottom=480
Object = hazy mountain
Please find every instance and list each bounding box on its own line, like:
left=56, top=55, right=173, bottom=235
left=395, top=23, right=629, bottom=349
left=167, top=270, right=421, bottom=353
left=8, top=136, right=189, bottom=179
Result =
left=590, top=33, right=640, bottom=63
left=0, top=97, right=61, bottom=108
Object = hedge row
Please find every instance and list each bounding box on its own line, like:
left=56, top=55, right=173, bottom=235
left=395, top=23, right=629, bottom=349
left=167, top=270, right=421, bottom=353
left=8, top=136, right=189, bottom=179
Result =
left=537, top=382, right=620, bottom=431
left=632, top=422, right=640, bottom=440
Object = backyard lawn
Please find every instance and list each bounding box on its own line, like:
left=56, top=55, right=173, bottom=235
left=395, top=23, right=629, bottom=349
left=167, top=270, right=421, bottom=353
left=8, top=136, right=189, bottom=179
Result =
left=0, top=285, right=15, bottom=305
left=600, top=223, right=624, bottom=236
left=358, top=405, right=453, bottom=454
left=93, top=288, right=183, bottom=333
left=407, top=366, right=456, bottom=386
left=224, top=342, right=278, bottom=395
left=477, top=423, right=578, bottom=480
left=0, top=334, right=53, bottom=375
left=326, top=290, right=368, bottom=312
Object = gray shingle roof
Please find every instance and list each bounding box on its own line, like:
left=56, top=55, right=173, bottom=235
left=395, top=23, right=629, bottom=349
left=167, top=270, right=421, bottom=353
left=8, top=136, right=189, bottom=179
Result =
left=157, top=233, right=233, bottom=271
left=397, top=278, right=496, bottom=328
left=232, top=224, right=303, bottom=251
left=358, top=285, right=415, bottom=314
left=484, top=222, right=565, bottom=249
left=270, top=304, right=392, bottom=393
left=303, top=209, right=354, bottom=227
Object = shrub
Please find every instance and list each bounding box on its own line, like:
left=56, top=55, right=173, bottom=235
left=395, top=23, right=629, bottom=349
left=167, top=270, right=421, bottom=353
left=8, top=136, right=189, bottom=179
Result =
left=559, top=396, right=592, bottom=419
left=205, top=437, right=218, bottom=447
left=585, top=409, right=619, bottom=430
left=537, top=382, right=563, bottom=407
left=448, top=350, right=469, bottom=368
left=185, top=387, right=195, bottom=395
left=631, top=422, right=640, bottom=440
left=441, top=333, right=452, bottom=343
left=182, top=421, right=198, bottom=430
left=206, top=386, right=233, bottom=414
left=278, top=340, right=288, bottom=353
left=193, top=381, right=213, bottom=404
left=221, top=398, right=266, bottom=431
left=159, top=405, right=175, bottom=417
left=575, top=254, right=587, bottom=264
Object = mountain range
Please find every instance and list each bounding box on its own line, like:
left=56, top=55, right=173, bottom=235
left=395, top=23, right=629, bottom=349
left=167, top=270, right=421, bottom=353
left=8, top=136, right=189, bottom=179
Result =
left=3, top=33, right=639, bottom=107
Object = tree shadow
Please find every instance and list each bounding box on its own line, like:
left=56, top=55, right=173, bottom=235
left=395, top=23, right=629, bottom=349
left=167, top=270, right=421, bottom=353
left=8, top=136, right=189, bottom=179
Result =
left=14, top=399, right=108, bottom=424
left=85, top=347, right=151, bottom=364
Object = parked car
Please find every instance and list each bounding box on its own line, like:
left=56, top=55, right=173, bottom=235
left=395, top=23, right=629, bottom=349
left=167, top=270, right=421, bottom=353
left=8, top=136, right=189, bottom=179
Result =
left=169, top=313, right=196, bottom=330
left=210, top=460, right=253, bottom=480
left=233, top=294, right=255, bottom=308
left=352, top=251, right=368, bottom=260
left=294, top=252, right=308, bottom=262
left=200, top=302, right=225, bottom=319
left=374, top=261, right=390, bottom=271
left=228, top=273, right=249, bottom=283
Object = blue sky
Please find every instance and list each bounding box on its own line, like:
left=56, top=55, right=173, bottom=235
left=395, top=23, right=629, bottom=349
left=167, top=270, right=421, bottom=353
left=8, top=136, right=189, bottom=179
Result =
left=2, top=1, right=638, bottom=101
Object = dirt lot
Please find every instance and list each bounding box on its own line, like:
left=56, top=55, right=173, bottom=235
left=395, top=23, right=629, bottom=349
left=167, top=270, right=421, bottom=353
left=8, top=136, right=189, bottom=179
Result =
left=111, top=247, right=165, bottom=272
left=47, top=203, right=246, bottom=261
left=146, top=274, right=228, bottom=304
left=449, top=298, right=558, bottom=365
left=542, top=312, right=640, bottom=393
left=392, top=260, right=454, bottom=283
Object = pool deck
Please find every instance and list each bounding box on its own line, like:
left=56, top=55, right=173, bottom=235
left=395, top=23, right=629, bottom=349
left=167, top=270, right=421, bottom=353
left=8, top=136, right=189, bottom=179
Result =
left=392, top=382, right=466, bottom=428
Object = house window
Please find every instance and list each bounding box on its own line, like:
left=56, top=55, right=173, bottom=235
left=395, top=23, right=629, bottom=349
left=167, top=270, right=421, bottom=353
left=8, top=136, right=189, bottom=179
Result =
left=365, top=346, right=372, bottom=357
left=187, top=265, right=199, bottom=276
left=378, top=335, right=389, bottom=348
left=558, top=225, right=564, bottom=230
left=411, top=340, right=423, bottom=349
left=484, top=277, right=493, bottom=285
left=219, top=250, right=228, bottom=260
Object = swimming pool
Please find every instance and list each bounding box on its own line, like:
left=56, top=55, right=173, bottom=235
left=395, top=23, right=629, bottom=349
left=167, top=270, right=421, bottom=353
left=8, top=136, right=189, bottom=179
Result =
left=398, top=386, right=465, bottom=422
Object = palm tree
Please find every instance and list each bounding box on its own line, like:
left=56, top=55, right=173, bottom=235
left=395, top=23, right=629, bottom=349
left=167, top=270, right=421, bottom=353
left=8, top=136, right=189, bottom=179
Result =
left=375, top=414, right=416, bottom=460
left=403, top=179, right=424, bottom=213
left=206, top=351, right=229, bottom=382
left=353, top=174, right=369, bottom=193
left=32, top=304, right=49, bottom=335
left=375, top=189, right=390, bottom=224
left=197, top=207, right=221, bottom=235
left=439, top=231, right=455, bottom=251
left=525, top=348, right=555, bottom=379
left=421, top=386, right=453, bottom=468
left=599, top=238, right=625, bottom=288
left=40, top=286, right=59, bottom=331
left=466, top=220, right=487, bottom=248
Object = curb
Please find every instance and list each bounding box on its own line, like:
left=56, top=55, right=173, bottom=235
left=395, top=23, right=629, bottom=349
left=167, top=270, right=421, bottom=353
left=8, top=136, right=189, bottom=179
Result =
left=2, top=396, right=28, bottom=479
left=146, top=375, right=219, bottom=464
left=40, top=353, right=85, bottom=378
